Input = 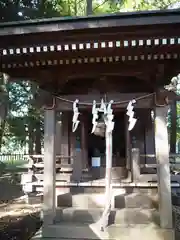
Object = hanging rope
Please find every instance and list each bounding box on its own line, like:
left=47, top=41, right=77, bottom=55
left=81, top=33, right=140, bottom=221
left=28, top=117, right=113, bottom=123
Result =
left=56, top=92, right=155, bottom=106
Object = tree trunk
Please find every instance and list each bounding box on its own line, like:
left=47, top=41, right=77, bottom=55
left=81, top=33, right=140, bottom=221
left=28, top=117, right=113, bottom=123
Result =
left=86, top=0, right=93, bottom=15
left=0, top=73, right=9, bottom=150
left=28, top=83, right=40, bottom=154
left=74, top=0, right=77, bottom=15
left=35, top=120, right=42, bottom=154
left=0, top=118, right=6, bottom=150
left=28, top=123, right=34, bottom=155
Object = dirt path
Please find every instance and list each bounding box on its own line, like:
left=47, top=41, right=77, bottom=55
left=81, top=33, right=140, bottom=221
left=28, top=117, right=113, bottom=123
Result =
left=0, top=174, right=42, bottom=239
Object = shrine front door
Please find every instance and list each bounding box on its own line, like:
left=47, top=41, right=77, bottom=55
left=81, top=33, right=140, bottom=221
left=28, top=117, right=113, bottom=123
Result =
left=86, top=110, right=128, bottom=180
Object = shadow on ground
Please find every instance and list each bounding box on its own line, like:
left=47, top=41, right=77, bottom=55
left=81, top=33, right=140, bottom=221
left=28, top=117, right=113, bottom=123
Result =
left=0, top=211, right=42, bottom=239
left=0, top=172, right=42, bottom=239
left=0, top=173, right=23, bottom=204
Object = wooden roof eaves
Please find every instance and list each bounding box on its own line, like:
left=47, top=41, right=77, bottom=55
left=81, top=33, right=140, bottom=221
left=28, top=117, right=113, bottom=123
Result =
left=0, top=9, right=180, bottom=36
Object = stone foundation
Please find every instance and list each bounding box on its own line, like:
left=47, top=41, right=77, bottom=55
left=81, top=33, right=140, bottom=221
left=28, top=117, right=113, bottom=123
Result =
left=33, top=223, right=174, bottom=240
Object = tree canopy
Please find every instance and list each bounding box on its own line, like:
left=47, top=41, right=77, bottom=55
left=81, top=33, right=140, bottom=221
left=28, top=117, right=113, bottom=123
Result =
left=0, top=0, right=180, bottom=153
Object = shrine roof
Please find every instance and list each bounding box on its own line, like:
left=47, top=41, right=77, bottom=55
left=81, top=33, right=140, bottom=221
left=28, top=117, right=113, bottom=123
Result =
left=1, top=9, right=180, bottom=94
left=0, top=9, right=180, bottom=36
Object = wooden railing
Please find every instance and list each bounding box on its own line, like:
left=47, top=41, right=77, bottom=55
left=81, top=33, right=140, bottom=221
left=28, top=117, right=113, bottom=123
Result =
left=0, top=154, right=73, bottom=163
left=139, top=153, right=180, bottom=169
left=0, top=154, right=26, bottom=163
left=169, top=154, right=180, bottom=164
left=0, top=154, right=74, bottom=175
left=7, top=152, right=178, bottom=194
left=27, top=154, right=73, bottom=174
left=0, top=152, right=180, bottom=168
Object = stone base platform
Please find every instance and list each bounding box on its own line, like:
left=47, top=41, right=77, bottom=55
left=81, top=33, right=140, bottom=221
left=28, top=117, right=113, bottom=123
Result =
left=32, top=223, right=174, bottom=240
left=54, top=207, right=158, bottom=224
left=28, top=187, right=158, bottom=209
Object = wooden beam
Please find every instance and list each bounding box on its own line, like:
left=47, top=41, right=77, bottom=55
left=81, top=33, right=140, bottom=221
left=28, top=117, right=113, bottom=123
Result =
left=4, top=59, right=180, bottom=87
left=25, top=180, right=180, bottom=188
left=32, top=163, right=73, bottom=169
left=2, top=43, right=180, bottom=67
left=4, top=61, right=156, bottom=77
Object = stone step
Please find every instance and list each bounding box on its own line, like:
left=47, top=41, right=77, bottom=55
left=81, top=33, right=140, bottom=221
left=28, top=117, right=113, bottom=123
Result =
left=56, top=191, right=156, bottom=209
left=39, top=222, right=174, bottom=240
left=123, top=192, right=153, bottom=208
left=55, top=207, right=159, bottom=225
left=28, top=188, right=158, bottom=208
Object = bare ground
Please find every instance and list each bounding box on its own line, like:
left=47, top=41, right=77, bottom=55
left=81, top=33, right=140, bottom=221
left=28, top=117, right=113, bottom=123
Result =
left=0, top=173, right=42, bottom=240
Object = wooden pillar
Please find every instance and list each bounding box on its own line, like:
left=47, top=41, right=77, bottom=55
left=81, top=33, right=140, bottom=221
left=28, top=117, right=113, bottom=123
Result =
left=71, top=134, right=82, bottom=181
left=72, top=148, right=82, bottom=181
left=69, top=112, right=76, bottom=164
left=43, top=108, right=56, bottom=225
left=69, top=112, right=82, bottom=181
left=145, top=110, right=156, bottom=164
left=81, top=115, right=88, bottom=169
left=154, top=106, right=173, bottom=229
left=61, top=112, right=69, bottom=164
left=56, top=112, right=62, bottom=155
left=170, top=100, right=177, bottom=153
left=125, top=115, right=131, bottom=170
left=100, top=130, right=113, bottom=230
left=131, top=148, right=140, bottom=181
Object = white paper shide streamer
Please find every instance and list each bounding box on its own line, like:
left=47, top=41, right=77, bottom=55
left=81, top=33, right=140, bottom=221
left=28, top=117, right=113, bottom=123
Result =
left=126, top=99, right=137, bottom=131
left=72, top=99, right=80, bottom=132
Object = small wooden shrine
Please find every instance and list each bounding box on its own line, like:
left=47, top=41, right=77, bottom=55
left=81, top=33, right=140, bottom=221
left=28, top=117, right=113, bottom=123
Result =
left=1, top=9, right=180, bottom=239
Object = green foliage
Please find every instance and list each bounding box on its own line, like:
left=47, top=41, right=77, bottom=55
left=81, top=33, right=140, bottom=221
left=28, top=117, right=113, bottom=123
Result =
left=0, top=161, right=6, bottom=175
left=176, top=103, right=180, bottom=141
left=0, top=0, right=63, bottom=22
left=1, top=0, right=180, bottom=153
left=134, top=0, right=180, bottom=10
left=0, top=79, right=43, bottom=153
left=93, top=0, right=180, bottom=14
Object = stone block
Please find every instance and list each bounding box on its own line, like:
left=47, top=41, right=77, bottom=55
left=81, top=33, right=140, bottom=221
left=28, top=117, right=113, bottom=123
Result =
left=26, top=193, right=42, bottom=204
left=125, top=192, right=152, bottom=208
left=21, top=173, right=33, bottom=184
left=41, top=223, right=175, bottom=240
